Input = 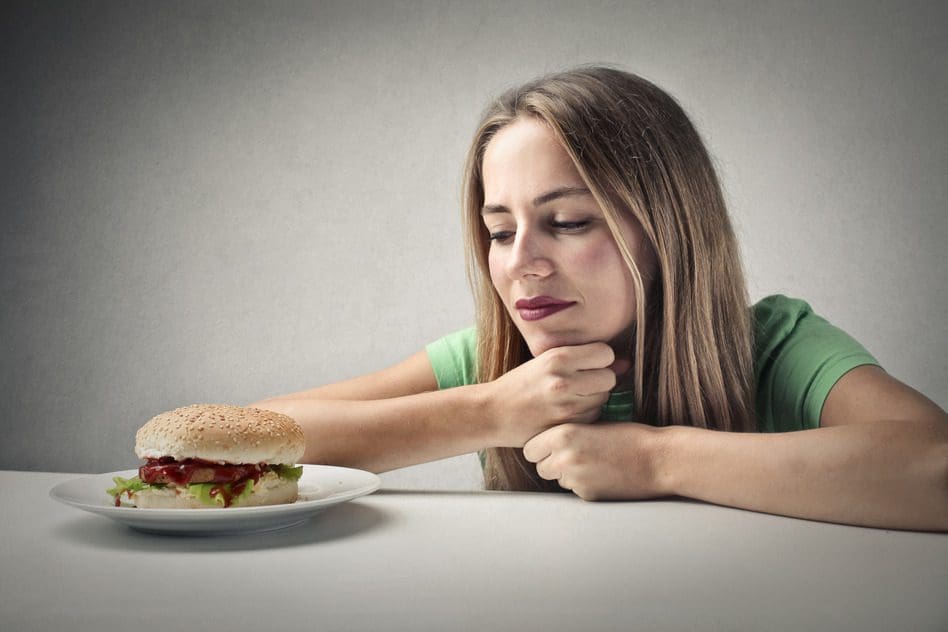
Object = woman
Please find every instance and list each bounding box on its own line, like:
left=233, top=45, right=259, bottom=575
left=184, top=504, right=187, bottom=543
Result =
left=250, top=66, right=948, bottom=531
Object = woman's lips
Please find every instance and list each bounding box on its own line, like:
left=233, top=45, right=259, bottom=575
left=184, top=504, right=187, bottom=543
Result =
left=514, top=296, right=576, bottom=322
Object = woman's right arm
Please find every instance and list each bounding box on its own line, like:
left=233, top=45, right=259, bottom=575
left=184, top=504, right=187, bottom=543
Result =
left=248, top=343, right=616, bottom=474
left=247, top=350, right=491, bottom=473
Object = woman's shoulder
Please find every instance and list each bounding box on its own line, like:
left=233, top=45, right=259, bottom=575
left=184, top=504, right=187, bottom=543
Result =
left=751, top=293, right=813, bottom=323
left=751, top=294, right=817, bottom=361
left=751, top=293, right=880, bottom=431
left=425, top=326, right=478, bottom=389
left=750, top=293, right=865, bottom=355
left=427, top=326, right=477, bottom=355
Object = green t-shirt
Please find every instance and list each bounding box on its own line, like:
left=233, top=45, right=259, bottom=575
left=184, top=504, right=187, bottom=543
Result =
left=425, top=294, right=880, bottom=432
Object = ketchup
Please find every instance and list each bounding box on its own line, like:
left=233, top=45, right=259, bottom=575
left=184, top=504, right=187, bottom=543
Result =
left=138, top=458, right=269, bottom=507
left=139, top=457, right=267, bottom=485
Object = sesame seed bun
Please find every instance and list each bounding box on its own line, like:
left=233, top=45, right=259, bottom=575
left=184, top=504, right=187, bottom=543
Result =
left=134, top=403, right=305, bottom=465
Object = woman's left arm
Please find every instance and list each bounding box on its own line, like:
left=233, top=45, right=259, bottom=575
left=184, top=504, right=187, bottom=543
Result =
left=523, top=366, right=948, bottom=531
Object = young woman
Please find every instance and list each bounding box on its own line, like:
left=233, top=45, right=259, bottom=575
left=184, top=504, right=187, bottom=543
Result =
left=250, top=66, right=948, bottom=531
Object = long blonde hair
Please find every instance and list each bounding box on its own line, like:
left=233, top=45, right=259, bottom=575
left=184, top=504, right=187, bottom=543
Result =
left=462, top=66, right=756, bottom=491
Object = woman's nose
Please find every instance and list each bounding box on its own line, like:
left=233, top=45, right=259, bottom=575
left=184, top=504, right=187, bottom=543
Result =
left=506, top=229, right=554, bottom=279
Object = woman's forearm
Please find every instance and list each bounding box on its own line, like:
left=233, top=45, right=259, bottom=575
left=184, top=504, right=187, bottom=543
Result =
left=661, top=419, right=948, bottom=531
left=250, top=385, right=493, bottom=473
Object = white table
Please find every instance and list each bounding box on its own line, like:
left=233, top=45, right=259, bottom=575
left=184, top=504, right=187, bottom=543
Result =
left=2, top=470, right=946, bottom=631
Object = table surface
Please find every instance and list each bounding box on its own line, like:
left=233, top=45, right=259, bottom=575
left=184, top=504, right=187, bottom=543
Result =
left=2, top=470, right=947, bottom=632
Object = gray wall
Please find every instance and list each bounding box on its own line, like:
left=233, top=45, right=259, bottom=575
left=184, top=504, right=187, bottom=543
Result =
left=3, top=1, right=945, bottom=488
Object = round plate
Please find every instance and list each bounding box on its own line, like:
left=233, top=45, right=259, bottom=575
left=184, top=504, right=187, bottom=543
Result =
left=49, top=465, right=381, bottom=536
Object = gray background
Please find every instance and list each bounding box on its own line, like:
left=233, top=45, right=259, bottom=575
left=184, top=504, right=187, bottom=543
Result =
left=2, top=1, right=945, bottom=488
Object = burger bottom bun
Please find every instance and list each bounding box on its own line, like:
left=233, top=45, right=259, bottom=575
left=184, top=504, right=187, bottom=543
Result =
left=130, top=471, right=299, bottom=509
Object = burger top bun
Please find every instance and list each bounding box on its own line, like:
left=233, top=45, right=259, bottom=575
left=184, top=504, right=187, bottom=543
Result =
left=135, top=404, right=305, bottom=465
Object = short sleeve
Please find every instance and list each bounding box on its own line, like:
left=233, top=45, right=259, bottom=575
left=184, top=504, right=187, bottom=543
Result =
left=754, top=295, right=881, bottom=432
left=425, top=327, right=478, bottom=389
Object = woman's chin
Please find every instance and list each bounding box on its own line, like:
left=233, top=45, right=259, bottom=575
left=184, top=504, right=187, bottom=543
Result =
left=521, top=326, right=633, bottom=361
left=523, top=331, right=593, bottom=357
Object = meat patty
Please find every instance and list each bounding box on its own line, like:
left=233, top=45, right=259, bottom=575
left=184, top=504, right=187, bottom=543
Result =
left=139, top=459, right=265, bottom=486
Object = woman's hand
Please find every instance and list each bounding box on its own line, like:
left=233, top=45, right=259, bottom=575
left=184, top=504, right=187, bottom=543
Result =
left=523, top=422, right=670, bottom=501
left=484, top=343, right=617, bottom=447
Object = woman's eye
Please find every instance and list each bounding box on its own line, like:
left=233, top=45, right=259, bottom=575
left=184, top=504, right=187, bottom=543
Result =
left=488, top=230, right=514, bottom=243
left=551, top=219, right=590, bottom=232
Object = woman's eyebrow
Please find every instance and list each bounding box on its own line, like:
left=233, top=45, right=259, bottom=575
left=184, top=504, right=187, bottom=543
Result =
left=481, top=186, right=592, bottom=215
left=533, top=186, right=592, bottom=207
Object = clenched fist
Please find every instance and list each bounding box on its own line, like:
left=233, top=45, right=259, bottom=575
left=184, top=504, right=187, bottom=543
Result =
left=483, top=342, right=617, bottom=447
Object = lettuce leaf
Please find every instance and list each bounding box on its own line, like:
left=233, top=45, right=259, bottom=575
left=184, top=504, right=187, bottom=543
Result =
left=273, top=464, right=303, bottom=481
left=106, top=467, right=297, bottom=507
left=187, top=479, right=255, bottom=507
left=106, top=475, right=149, bottom=502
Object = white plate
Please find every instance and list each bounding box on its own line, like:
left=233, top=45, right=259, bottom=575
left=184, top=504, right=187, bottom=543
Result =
left=49, top=465, right=381, bottom=536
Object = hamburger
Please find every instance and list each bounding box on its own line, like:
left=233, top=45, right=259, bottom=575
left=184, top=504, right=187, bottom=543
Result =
left=107, top=403, right=306, bottom=509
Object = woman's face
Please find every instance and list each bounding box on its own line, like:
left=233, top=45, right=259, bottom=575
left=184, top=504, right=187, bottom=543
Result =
left=481, top=117, right=656, bottom=364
